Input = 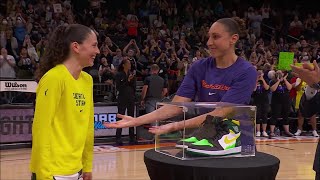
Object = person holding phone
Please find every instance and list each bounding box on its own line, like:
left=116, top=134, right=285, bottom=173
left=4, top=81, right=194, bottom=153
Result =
left=269, top=70, right=293, bottom=137
left=252, top=70, right=270, bottom=137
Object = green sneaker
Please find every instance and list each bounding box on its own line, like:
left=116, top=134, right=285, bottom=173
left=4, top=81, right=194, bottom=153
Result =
left=175, top=115, right=223, bottom=148
left=187, top=120, right=241, bottom=156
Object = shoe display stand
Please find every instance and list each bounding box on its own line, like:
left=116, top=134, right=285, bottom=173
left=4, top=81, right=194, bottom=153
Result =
left=146, top=102, right=280, bottom=180
left=144, top=149, right=280, bottom=180
left=154, top=102, right=256, bottom=160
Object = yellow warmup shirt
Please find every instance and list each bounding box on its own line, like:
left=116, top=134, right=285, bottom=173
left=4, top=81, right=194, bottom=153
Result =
left=30, top=64, right=94, bottom=179
left=295, top=81, right=307, bottom=109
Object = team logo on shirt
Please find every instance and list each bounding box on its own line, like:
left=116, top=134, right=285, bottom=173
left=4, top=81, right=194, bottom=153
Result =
left=256, top=83, right=263, bottom=93
left=202, top=80, right=230, bottom=91
left=277, top=84, right=287, bottom=93
left=73, top=93, right=86, bottom=106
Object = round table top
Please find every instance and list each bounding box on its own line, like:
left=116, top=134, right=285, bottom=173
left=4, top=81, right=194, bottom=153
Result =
left=144, top=149, right=280, bottom=169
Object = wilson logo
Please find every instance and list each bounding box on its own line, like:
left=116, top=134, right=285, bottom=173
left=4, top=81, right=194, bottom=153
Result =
left=5, top=82, right=27, bottom=88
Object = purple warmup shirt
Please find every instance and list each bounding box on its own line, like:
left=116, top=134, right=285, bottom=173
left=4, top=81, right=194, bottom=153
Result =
left=176, top=56, right=257, bottom=105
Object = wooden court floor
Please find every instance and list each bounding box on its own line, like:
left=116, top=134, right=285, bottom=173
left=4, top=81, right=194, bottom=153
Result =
left=1, top=137, right=318, bottom=180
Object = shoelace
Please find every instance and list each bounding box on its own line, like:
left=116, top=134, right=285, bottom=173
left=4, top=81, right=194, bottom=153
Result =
left=190, top=116, right=221, bottom=139
left=210, top=122, right=229, bottom=143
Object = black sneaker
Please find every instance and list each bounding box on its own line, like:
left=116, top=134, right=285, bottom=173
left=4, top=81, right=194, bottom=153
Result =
left=175, top=115, right=222, bottom=148
left=186, top=120, right=241, bottom=156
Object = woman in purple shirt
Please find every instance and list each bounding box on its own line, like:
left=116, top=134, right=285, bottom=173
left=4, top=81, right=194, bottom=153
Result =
left=105, top=17, right=257, bottom=135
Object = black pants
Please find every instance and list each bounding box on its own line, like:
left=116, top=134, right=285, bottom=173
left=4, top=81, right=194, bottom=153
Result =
left=256, top=103, right=269, bottom=124
left=270, top=99, right=290, bottom=125
left=116, top=99, right=135, bottom=142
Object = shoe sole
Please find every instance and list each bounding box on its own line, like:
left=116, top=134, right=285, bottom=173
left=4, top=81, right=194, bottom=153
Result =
left=186, top=146, right=241, bottom=156
left=175, top=144, right=188, bottom=148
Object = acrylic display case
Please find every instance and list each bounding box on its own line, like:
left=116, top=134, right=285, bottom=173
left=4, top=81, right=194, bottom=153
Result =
left=154, top=102, right=256, bottom=160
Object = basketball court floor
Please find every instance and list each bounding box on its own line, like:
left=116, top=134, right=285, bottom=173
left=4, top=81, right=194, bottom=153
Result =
left=1, top=136, right=318, bottom=180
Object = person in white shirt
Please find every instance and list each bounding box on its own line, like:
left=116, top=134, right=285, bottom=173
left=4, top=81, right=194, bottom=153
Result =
left=0, top=48, right=16, bottom=79
left=192, top=50, right=203, bottom=63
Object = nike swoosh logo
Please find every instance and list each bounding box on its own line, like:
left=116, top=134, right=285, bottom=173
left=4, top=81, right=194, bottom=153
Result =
left=208, top=92, right=216, bottom=96
left=45, top=89, right=48, bottom=96
left=224, top=133, right=240, bottom=144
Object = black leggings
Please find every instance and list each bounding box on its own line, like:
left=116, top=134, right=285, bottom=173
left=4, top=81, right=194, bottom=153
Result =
left=256, top=103, right=269, bottom=124
left=116, top=100, right=135, bottom=141
left=270, top=100, right=290, bottom=125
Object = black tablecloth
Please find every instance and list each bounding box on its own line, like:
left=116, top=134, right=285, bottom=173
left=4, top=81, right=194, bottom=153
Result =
left=144, top=149, right=280, bottom=180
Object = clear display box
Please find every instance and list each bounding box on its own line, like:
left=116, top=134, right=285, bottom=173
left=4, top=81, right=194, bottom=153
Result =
left=154, top=102, right=256, bottom=160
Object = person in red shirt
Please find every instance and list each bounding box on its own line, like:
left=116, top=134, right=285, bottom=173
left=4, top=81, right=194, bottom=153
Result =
left=127, top=15, right=139, bottom=40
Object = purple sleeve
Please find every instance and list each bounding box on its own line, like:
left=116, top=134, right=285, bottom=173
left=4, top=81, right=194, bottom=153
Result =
left=176, top=64, right=197, bottom=99
left=221, top=66, right=257, bottom=104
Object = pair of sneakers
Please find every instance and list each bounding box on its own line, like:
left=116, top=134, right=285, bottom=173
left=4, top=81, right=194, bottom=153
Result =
left=256, top=131, right=268, bottom=137
left=294, top=129, right=319, bottom=137
left=175, top=115, right=241, bottom=156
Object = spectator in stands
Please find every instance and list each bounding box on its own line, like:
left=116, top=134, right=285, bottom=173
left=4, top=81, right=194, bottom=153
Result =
left=149, top=39, right=162, bottom=63
left=179, top=54, right=190, bottom=80
left=249, top=51, right=258, bottom=65
left=269, top=70, right=294, bottom=137
left=0, top=48, right=16, bottom=79
left=192, top=49, right=203, bottom=63
left=123, top=39, right=140, bottom=75
left=126, top=14, right=139, bottom=40
left=36, top=37, right=47, bottom=60
left=311, top=41, right=319, bottom=62
left=176, top=39, right=190, bottom=59
left=252, top=70, right=270, bottom=137
left=289, top=15, right=303, bottom=38
left=101, top=37, right=117, bottom=55
left=141, top=64, right=168, bottom=114
left=14, top=13, right=27, bottom=46
left=214, top=1, right=224, bottom=18
left=99, top=57, right=115, bottom=85
left=3, top=29, right=19, bottom=59
left=167, top=51, right=180, bottom=94
left=289, top=43, right=300, bottom=59
left=23, top=35, right=39, bottom=63
left=248, top=8, right=263, bottom=38
left=278, top=37, right=289, bottom=52
left=31, top=24, right=99, bottom=180
left=156, top=51, right=170, bottom=80
left=16, top=47, right=35, bottom=79
left=115, top=59, right=136, bottom=145
left=112, top=48, right=123, bottom=70
left=163, top=40, right=174, bottom=56
left=99, top=45, right=114, bottom=66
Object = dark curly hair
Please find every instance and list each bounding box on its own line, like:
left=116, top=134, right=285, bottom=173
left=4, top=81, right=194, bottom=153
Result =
left=35, top=24, right=93, bottom=81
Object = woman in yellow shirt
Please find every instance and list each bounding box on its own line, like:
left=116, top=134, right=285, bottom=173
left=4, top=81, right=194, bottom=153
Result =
left=30, top=24, right=100, bottom=180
